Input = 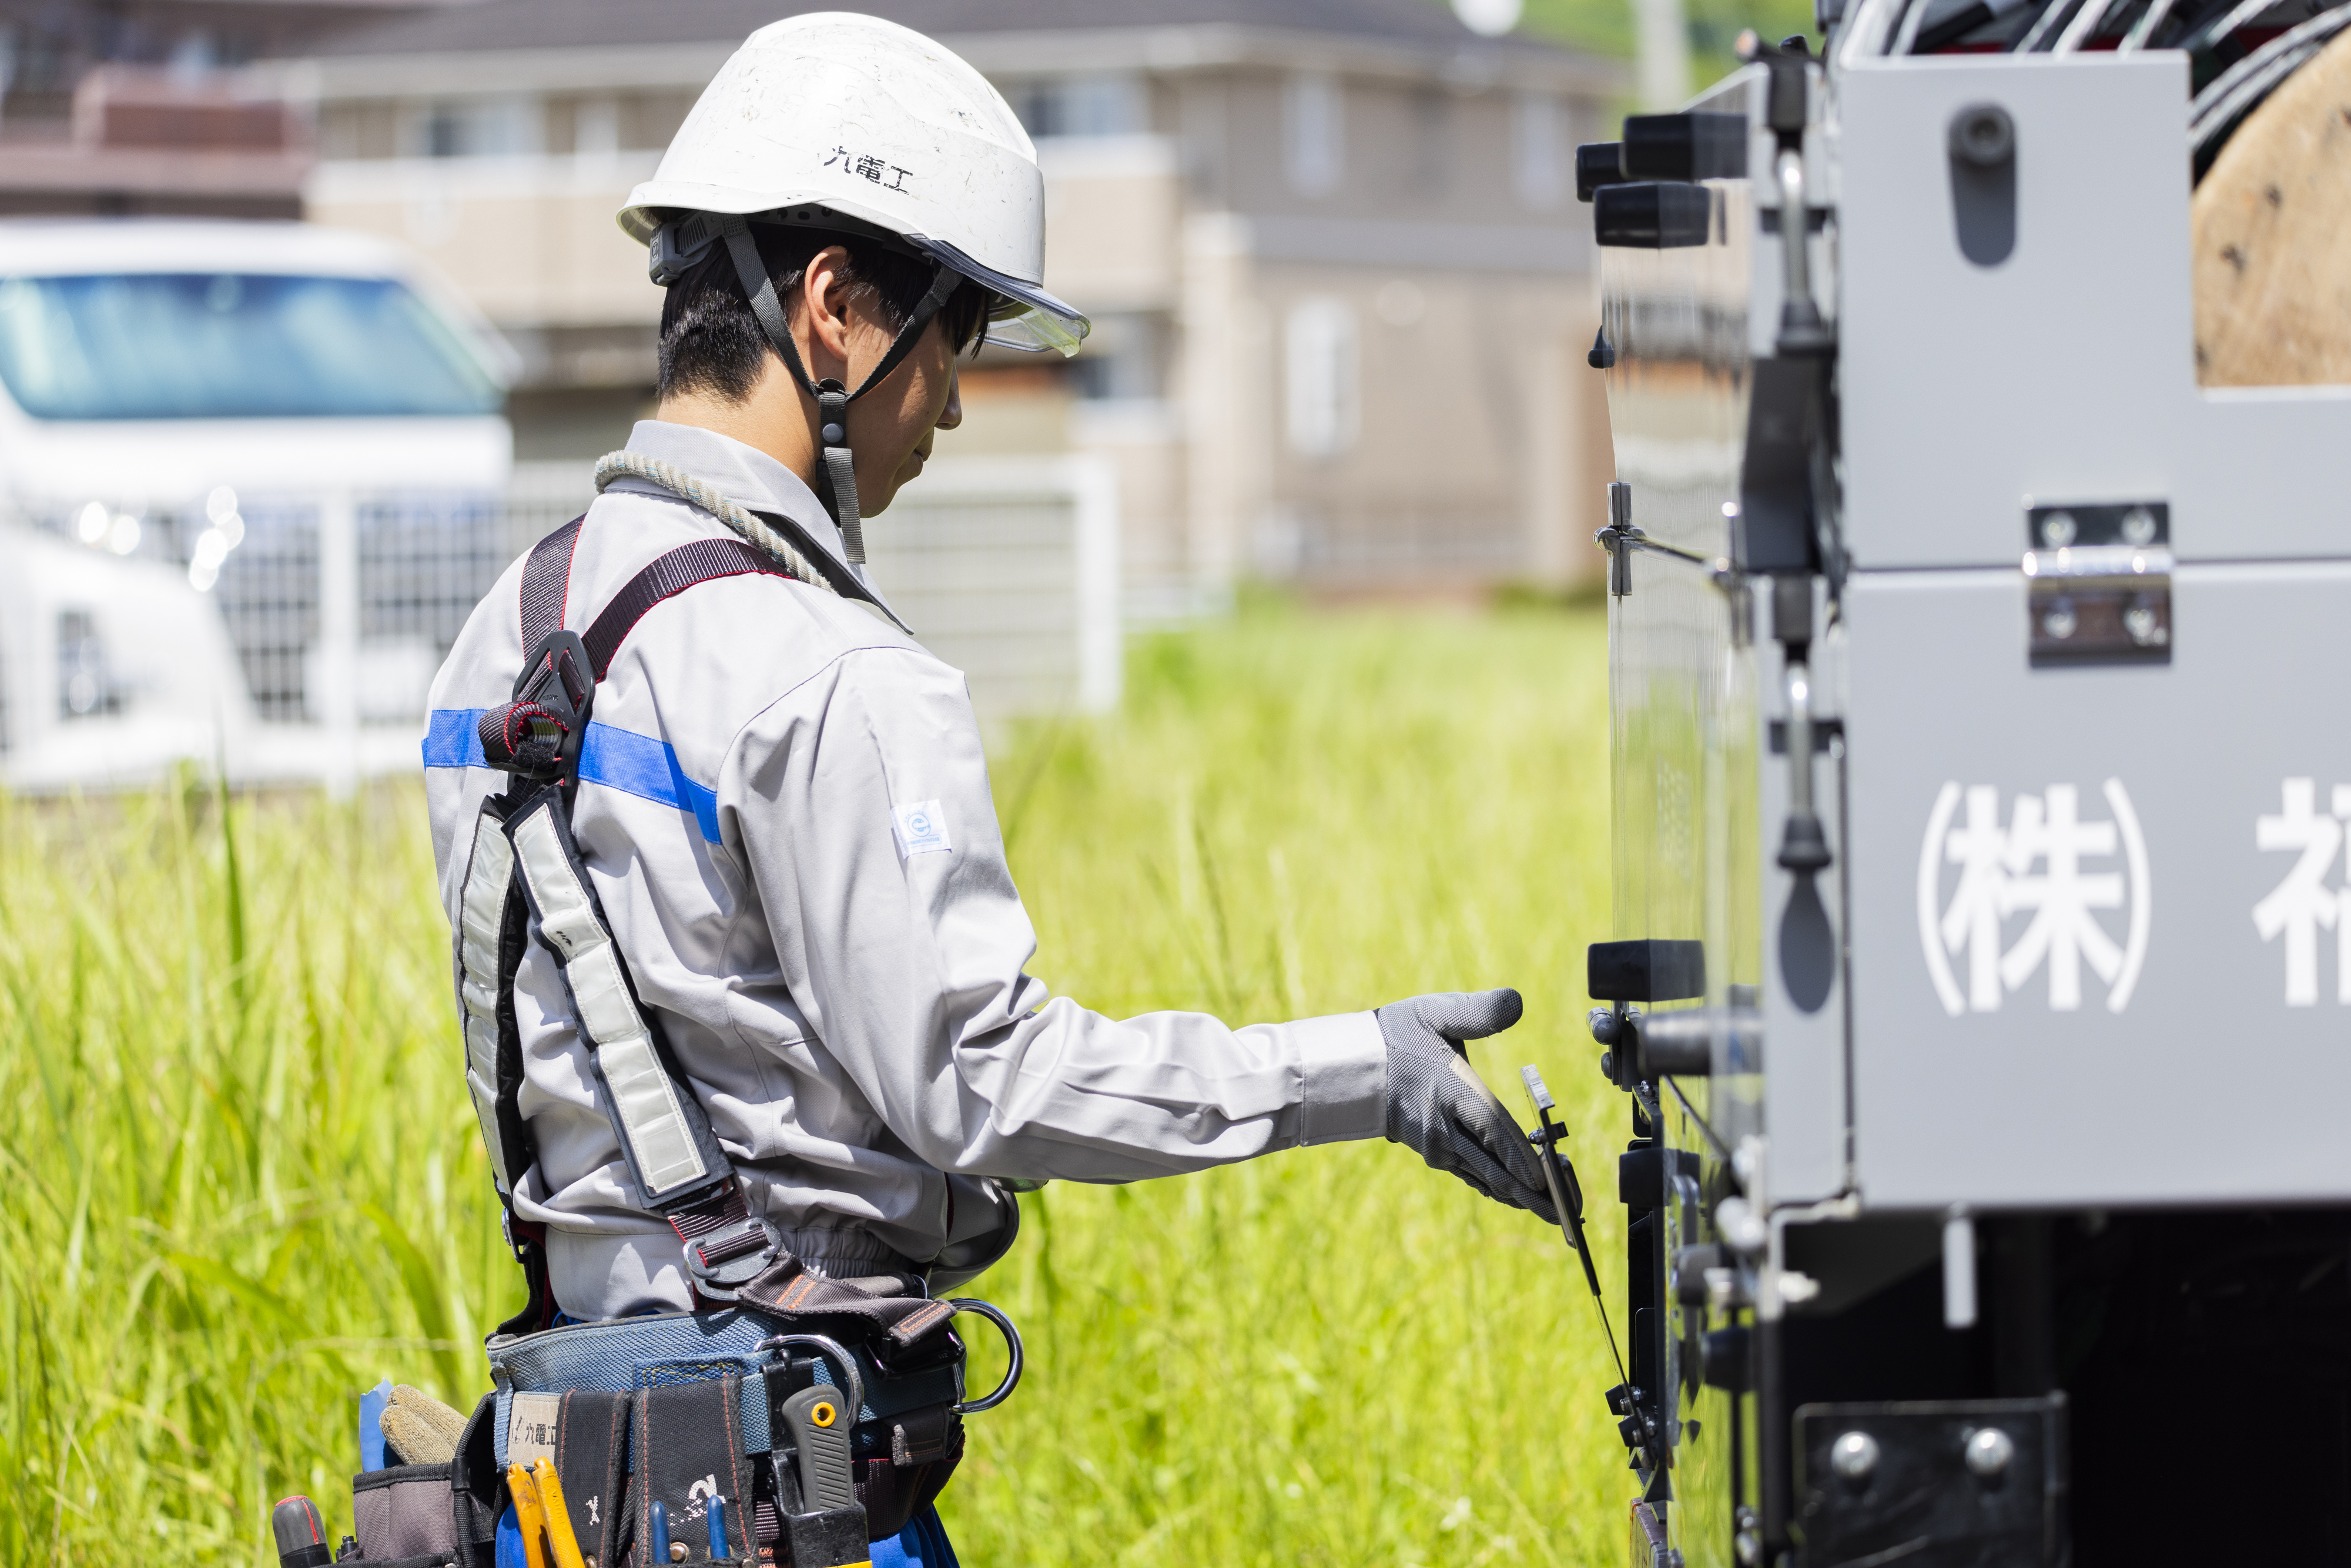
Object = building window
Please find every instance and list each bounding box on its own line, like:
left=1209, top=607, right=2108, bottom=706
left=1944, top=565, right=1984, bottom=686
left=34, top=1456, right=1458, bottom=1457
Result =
left=572, top=98, right=619, bottom=158
left=1285, top=297, right=1358, bottom=458
left=1411, top=88, right=1451, bottom=193
left=1514, top=92, right=1565, bottom=209
left=414, top=96, right=539, bottom=159
left=1070, top=311, right=1167, bottom=402
left=1005, top=73, right=1146, bottom=139
left=1284, top=72, right=1343, bottom=197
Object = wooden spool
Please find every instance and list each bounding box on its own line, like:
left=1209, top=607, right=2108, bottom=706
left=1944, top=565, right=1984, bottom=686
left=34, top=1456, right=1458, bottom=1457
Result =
left=2192, top=28, right=2351, bottom=387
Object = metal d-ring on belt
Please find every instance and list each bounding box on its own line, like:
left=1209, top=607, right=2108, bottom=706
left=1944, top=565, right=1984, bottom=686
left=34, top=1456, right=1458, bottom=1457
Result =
left=757, top=1298, right=1024, bottom=1420
left=943, top=1300, right=1023, bottom=1414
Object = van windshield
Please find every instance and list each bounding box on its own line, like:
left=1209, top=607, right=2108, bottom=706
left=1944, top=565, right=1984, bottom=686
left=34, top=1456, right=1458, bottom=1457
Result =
left=0, top=272, right=503, bottom=420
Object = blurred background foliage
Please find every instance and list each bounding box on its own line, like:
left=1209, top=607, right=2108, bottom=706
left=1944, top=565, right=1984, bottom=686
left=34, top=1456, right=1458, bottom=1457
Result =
left=0, top=598, right=1634, bottom=1567
left=1511, top=0, right=1821, bottom=96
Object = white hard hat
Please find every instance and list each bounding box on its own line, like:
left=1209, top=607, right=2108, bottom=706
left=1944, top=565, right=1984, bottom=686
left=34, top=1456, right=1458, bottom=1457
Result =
left=618, top=10, right=1087, bottom=357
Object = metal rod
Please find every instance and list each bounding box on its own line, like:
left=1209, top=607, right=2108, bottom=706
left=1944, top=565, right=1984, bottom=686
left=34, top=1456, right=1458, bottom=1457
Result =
left=1521, top=1076, right=1636, bottom=1410
left=1776, top=148, right=1816, bottom=330
left=1786, top=661, right=1815, bottom=821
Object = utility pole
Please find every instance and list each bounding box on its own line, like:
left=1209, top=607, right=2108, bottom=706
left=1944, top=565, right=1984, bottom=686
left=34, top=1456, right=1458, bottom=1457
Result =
left=1635, top=0, right=1692, bottom=109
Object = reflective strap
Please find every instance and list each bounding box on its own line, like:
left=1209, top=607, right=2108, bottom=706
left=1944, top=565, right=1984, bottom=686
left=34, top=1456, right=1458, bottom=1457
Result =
left=508, top=792, right=716, bottom=1204
left=455, top=804, right=520, bottom=1195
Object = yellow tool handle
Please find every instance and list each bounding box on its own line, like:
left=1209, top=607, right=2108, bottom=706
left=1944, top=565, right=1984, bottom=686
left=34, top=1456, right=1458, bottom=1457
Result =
left=531, top=1457, right=591, bottom=1568
left=505, top=1463, right=554, bottom=1568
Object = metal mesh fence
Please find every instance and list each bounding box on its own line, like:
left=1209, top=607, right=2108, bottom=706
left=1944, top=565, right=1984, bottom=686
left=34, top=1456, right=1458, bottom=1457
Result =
left=213, top=500, right=321, bottom=722
left=9, top=457, right=1113, bottom=756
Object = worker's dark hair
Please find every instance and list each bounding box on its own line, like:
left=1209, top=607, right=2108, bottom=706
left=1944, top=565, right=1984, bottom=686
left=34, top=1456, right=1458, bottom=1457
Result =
left=657, top=223, right=988, bottom=404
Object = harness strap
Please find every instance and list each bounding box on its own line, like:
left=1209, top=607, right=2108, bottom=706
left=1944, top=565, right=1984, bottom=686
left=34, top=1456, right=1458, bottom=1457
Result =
left=506, top=781, right=741, bottom=1212
left=582, top=537, right=780, bottom=678
left=464, top=519, right=590, bottom=1334
left=520, top=517, right=583, bottom=652
left=457, top=517, right=808, bottom=1312
left=478, top=535, right=789, bottom=781
left=456, top=806, right=522, bottom=1197
left=736, top=1267, right=959, bottom=1349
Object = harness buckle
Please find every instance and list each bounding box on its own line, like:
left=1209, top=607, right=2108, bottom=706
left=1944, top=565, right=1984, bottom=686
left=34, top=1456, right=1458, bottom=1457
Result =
left=681, top=1209, right=784, bottom=1299
left=480, top=629, right=593, bottom=781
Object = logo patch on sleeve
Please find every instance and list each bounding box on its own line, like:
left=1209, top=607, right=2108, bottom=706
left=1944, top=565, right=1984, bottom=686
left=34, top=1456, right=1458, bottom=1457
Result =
left=892, top=799, right=952, bottom=857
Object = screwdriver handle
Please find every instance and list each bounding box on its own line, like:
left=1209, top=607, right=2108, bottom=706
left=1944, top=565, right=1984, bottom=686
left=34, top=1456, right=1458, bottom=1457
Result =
left=272, top=1497, right=334, bottom=1568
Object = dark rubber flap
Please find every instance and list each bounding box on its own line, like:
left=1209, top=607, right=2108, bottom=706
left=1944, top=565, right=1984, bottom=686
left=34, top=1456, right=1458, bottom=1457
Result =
left=1595, top=181, right=1714, bottom=249
left=1622, top=111, right=1749, bottom=181
left=783, top=1507, right=871, bottom=1568
left=1588, top=939, right=1708, bottom=1003
left=635, top=1376, right=754, bottom=1563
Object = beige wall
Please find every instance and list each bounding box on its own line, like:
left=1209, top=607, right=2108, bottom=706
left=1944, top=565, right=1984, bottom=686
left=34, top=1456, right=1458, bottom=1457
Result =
left=1250, top=262, right=1603, bottom=588
left=309, top=158, right=660, bottom=331
left=1200, top=69, right=1585, bottom=232
left=1037, top=136, right=1182, bottom=314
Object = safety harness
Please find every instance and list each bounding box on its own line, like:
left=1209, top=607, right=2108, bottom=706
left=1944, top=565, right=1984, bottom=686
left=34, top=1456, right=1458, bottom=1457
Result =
left=455, top=514, right=949, bottom=1340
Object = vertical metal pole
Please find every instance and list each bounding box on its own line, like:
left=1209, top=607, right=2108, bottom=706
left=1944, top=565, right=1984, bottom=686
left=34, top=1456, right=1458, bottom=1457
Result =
left=1635, top=0, right=1691, bottom=109
left=316, top=488, right=359, bottom=800
left=1944, top=1208, right=1978, bottom=1329
left=1757, top=1312, right=1788, bottom=1556
left=1072, top=456, right=1123, bottom=715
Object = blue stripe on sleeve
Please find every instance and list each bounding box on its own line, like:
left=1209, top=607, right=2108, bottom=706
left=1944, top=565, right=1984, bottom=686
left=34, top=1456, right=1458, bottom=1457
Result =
left=424, top=707, right=487, bottom=769
left=577, top=723, right=724, bottom=844
left=423, top=708, right=722, bottom=845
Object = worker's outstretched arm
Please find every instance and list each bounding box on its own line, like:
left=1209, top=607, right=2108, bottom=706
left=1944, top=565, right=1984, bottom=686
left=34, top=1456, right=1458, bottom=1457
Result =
left=732, top=645, right=1388, bottom=1182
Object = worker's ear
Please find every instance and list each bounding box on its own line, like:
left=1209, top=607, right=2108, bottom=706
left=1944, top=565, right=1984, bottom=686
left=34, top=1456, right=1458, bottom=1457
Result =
left=796, top=244, right=858, bottom=367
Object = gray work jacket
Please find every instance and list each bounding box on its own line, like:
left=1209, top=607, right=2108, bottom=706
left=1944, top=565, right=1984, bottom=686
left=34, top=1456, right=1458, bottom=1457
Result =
left=425, top=421, right=1386, bottom=1318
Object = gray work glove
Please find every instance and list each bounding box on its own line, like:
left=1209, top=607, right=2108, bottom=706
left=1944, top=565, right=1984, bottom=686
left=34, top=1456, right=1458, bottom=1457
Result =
left=1379, top=989, right=1560, bottom=1224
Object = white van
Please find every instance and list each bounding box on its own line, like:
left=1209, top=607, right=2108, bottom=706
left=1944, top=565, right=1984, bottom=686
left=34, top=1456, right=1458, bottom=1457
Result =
left=0, top=219, right=515, bottom=790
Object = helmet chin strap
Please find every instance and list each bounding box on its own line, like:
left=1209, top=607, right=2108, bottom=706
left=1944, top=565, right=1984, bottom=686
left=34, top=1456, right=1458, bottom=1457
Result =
left=715, top=216, right=960, bottom=565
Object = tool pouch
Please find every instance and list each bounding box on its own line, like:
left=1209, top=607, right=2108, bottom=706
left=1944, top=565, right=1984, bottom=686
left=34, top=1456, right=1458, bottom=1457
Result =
left=552, top=1390, right=632, bottom=1568
left=855, top=1405, right=964, bottom=1542
left=449, top=1393, right=504, bottom=1568
left=352, top=1466, right=457, bottom=1560
left=637, top=1376, right=758, bottom=1564
left=783, top=1507, right=869, bottom=1568
left=350, top=1393, right=507, bottom=1565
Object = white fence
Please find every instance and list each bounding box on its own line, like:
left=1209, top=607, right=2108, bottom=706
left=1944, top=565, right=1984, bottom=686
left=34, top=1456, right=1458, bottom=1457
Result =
left=0, top=455, right=1120, bottom=792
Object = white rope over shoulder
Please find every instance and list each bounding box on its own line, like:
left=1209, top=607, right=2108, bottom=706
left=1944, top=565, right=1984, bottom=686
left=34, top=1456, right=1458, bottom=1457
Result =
left=592, top=450, right=838, bottom=595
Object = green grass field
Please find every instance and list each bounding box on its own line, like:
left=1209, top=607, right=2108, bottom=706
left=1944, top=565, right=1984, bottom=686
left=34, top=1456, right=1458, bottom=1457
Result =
left=0, top=597, right=1637, bottom=1567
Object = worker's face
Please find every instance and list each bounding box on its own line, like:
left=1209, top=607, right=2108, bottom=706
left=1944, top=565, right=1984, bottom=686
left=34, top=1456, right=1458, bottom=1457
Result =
left=839, top=301, right=963, bottom=517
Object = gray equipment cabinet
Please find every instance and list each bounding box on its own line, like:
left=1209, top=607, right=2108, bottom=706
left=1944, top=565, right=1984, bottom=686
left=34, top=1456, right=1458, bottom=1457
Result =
left=1568, top=13, right=2351, bottom=1566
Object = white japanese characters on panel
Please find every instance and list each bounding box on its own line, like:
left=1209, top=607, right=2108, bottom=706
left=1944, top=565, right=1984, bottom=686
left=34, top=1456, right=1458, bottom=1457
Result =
left=1915, top=780, right=2152, bottom=1017
left=1910, top=776, right=2351, bottom=1017
left=2254, top=778, right=2351, bottom=1007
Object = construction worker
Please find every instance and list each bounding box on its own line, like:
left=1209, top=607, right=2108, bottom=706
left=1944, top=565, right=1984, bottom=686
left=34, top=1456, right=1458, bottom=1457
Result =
left=423, top=12, right=1555, bottom=1555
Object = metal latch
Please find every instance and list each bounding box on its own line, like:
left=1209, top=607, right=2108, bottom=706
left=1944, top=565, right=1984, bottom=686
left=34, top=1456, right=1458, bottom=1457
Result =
left=2023, top=501, right=2171, bottom=666
left=1598, top=481, right=1639, bottom=595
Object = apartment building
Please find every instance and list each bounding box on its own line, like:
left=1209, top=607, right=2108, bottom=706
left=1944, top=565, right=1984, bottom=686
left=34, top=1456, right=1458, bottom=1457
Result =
left=0, top=0, right=450, bottom=217
left=281, top=0, right=1622, bottom=605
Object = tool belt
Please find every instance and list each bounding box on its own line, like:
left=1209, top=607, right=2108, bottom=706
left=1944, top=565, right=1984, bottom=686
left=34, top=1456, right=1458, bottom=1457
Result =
left=343, top=1291, right=1022, bottom=1568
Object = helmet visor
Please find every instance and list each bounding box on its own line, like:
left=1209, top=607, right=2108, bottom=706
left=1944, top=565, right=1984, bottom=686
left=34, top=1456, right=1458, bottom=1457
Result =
left=905, top=234, right=1090, bottom=358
